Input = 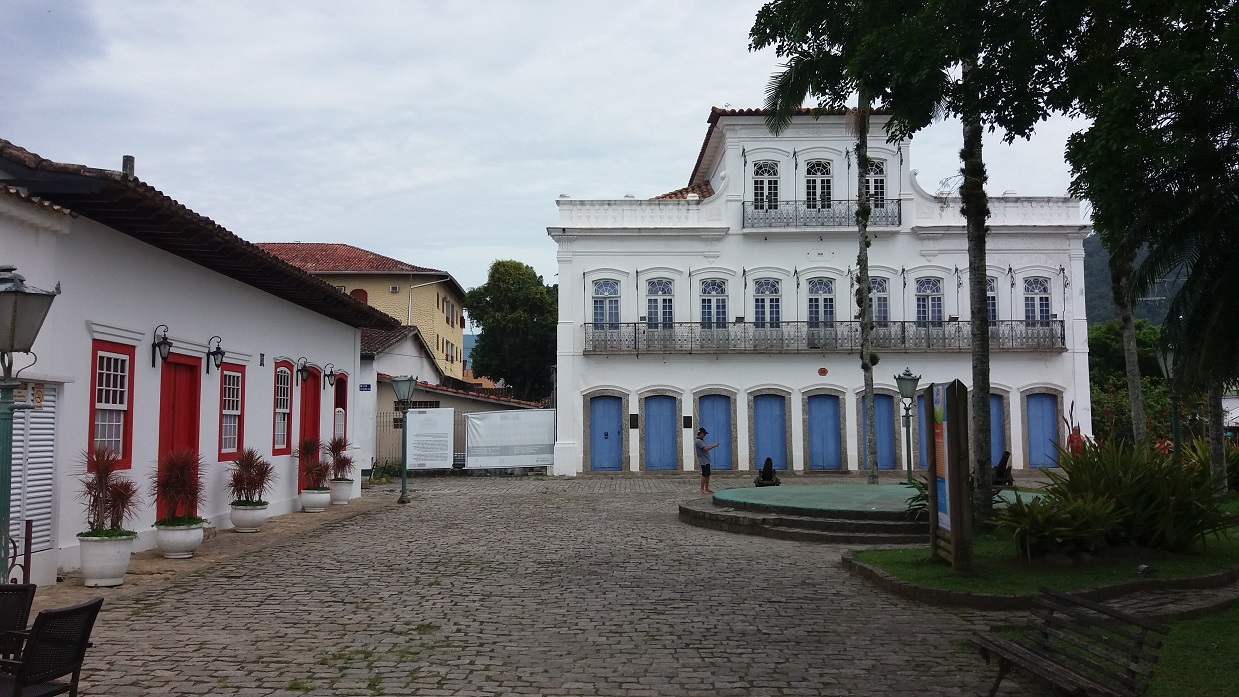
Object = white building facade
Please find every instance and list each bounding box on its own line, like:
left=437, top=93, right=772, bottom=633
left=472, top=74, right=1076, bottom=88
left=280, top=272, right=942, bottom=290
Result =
left=0, top=140, right=398, bottom=584
left=548, top=108, right=1091, bottom=477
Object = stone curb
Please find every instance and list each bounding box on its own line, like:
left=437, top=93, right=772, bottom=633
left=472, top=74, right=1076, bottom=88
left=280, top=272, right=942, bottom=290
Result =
left=841, top=548, right=1239, bottom=615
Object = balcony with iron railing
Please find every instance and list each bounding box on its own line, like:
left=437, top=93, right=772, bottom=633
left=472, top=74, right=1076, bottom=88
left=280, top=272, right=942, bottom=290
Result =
left=742, top=199, right=902, bottom=228
left=582, top=320, right=1065, bottom=355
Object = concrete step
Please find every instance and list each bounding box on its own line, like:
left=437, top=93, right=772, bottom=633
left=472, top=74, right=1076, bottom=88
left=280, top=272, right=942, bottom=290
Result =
left=678, top=499, right=928, bottom=545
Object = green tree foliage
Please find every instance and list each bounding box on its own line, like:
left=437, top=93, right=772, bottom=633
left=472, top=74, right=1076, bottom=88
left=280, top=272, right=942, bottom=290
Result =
left=463, top=261, right=557, bottom=403
left=1087, top=319, right=1162, bottom=385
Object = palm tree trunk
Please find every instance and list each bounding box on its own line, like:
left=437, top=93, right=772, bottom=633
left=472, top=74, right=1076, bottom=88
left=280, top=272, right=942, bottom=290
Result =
left=855, top=92, right=879, bottom=485
left=960, top=61, right=993, bottom=521
left=1209, top=380, right=1226, bottom=489
left=1109, top=244, right=1147, bottom=444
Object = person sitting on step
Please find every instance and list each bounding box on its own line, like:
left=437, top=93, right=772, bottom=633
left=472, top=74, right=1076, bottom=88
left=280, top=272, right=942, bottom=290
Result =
left=754, top=457, right=781, bottom=487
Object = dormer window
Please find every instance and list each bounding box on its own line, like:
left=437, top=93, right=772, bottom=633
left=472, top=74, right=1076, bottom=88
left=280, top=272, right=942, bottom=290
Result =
left=805, top=160, right=832, bottom=209
left=753, top=161, right=779, bottom=210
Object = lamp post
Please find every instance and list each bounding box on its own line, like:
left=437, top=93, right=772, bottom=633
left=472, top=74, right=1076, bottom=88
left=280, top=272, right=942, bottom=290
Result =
left=1157, top=344, right=1180, bottom=455
left=895, top=368, right=921, bottom=484
left=0, top=266, right=58, bottom=582
left=390, top=375, right=417, bottom=505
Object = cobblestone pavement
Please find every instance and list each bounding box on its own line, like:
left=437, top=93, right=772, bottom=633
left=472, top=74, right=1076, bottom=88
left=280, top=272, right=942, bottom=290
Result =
left=64, top=475, right=1059, bottom=696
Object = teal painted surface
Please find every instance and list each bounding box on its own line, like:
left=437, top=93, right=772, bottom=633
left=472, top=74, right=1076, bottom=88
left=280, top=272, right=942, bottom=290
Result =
left=643, top=395, right=677, bottom=470
left=753, top=394, right=788, bottom=470
left=715, top=484, right=1038, bottom=512
left=699, top=394, right=732, bottom=470
left=589, top=396, right=622, bottom=471
left=1027, top=394, right=1059, bottom=468
left=807, top=394, right=842, bottom=470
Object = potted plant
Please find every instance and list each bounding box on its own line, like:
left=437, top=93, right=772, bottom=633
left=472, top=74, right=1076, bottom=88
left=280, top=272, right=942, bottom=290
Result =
left=77, top=445, right=141, bottom=587
left=324, top=436, right=355, bottom=505
left=295, top=438, right=331, bottom=512
left=150, top=447, right=207, bottom=559
left=226, top=448, right=277, bottom=532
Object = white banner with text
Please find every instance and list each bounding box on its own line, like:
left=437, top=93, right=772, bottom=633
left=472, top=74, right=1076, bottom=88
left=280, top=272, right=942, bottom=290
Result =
left=465, top=410, right=555, bottom=468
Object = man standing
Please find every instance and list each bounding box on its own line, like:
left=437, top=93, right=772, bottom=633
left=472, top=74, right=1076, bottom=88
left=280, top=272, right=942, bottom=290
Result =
left=695, top=427, right=719, bottom=494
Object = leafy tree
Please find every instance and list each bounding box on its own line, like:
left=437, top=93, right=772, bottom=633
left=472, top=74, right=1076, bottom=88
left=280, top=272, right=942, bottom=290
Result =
left=463, top=261, right=557, bottom=403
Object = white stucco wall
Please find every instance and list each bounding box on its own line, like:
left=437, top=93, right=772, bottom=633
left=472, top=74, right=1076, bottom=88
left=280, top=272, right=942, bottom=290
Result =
left=549, top=113, right=1091, bottom=477
left=2, top=194, right=368, bottom=583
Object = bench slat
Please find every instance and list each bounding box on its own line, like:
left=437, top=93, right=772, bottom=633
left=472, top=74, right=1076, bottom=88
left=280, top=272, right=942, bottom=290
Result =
left=1034, top=611, right=1163, bottom=664
left=972, top=634, right=1120, bottom=696
left=1039, top=586, right=1171, bottom=634
left=1033, top=599, right=1166, bottom=649
left=1023, top=628, right=1151, bottom=691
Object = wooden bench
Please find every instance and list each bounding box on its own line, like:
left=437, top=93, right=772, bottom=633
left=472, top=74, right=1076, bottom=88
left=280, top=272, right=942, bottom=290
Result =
left=971, top=587, right=1171, bottom=697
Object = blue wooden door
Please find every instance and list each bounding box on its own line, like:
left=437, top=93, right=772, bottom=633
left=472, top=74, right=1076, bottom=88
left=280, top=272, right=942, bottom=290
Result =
left=807, top=394, right=842, bottom=470
left=753, top=394, right=788, bottom=470
left=1026, top=394, right=1059, bottom=468
left=861, top=394, right=896, bottom=470
left=699, top=395, right=732, bottom=470
left=589, top=396, right=623, bottom=471
left=644, top=396, right=677, bottom=470
left=990, top=394, right=1006, bottom=466
left=917, top=394, right=928, bottom=469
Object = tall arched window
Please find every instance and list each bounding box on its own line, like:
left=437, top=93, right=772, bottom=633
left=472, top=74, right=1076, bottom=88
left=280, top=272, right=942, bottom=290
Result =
left=986, top=276, right=998, bottom=325
left=805, top=160, right=832, bottom=209
left=753, top=161, right=779, bottom=210
left=593, top=279, right=620, bottom=330
left=865, top=160, right=886, bottom=208
left=646, top=279, right=674, bottom=329
left=700, top=279, right=727, bottom=329
left=869, top=277, right=889, bottom=325
left=807, top=278, right=835, bottom=328
left=1024, top=277, right=1051, bottom=326
left=754, top=279, right=781, bottom=329
left=915, top=277, right=944, bottom=327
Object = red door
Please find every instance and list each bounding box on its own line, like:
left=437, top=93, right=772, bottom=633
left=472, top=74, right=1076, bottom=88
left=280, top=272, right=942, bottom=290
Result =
left=158, top=354, right=202, bottom=520
left=298, top=369, right=321, bottom=490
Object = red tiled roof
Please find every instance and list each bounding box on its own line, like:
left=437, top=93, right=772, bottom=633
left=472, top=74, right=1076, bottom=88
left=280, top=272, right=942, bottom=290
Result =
left=256, top=242, right=441, bottom=274
left=361, top=326, right=415, bottom=355
left=652, top=182, right=715, bottom=200
left=375, top=375, right=538, bottom=408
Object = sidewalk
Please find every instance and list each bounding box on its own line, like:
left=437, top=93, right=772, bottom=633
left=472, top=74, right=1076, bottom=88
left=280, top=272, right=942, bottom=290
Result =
left=32, top=483, right=399, bottom=613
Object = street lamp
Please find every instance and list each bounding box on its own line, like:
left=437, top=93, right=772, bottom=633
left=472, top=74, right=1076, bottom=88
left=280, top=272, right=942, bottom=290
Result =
left=390, top=375, right=417, bottom=505
left=1157, top=344, right=1180, bottom=455
left=0, top=265, right=59, bottom=581
left=895, top=367, right=921, bottom=484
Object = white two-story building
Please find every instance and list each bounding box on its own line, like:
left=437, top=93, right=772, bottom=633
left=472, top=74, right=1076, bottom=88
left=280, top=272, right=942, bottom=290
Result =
left=548, top=107, right=1091, bottom=476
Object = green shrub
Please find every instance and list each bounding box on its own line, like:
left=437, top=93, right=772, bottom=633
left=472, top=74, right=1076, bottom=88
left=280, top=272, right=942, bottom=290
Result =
left=902, top=476, right=928, bottom=520
left=1043, top=440, right=1236, bottom=552
left=993, top=493, right=1119, bottom=561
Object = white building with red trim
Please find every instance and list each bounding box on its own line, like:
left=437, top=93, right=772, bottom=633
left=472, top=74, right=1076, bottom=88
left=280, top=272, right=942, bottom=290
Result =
left=0, top=140, right=398, bottom=584
left=548, top=107, right=1092, bottom=477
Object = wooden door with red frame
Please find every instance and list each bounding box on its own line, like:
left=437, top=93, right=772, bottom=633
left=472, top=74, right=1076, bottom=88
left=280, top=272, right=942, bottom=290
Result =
left=298, top=368, right=321, bottom=490
left=158, top=354, right=202, bottom=520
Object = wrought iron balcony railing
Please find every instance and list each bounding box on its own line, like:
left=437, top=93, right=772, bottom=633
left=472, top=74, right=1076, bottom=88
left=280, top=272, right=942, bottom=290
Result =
left=582, top=320, right=1065, bottom=355
left=742, top=199, right=901, bottom=228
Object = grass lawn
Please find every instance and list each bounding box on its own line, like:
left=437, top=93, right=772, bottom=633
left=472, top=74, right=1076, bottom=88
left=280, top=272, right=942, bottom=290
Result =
left=1148, top=603, right=1239, bottom=697
left=852, top=530, right=1239, bottom=595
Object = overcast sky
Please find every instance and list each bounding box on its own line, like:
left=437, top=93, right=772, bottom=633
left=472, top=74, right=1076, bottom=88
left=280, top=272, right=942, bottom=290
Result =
left=1, top=1, right=1083, bottom=293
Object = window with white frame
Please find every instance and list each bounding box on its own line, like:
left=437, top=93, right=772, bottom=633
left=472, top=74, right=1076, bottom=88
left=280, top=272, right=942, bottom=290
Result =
left=700, top=279, right=727, bottom=329
left=1024, top=277, right=1052, bottom=325
left=807, top=278, right=835, bottom=328
left=334, top=408, right=346, bottom=439
left=915, top=277, right=944, bottom=327
left=986, top=276, right=998, bottom=325
left=274, top=366, right=292, bottom=452
left=220, top=369, right=243, bottom=456
left=869, top=277, right=890, bottom=325
left=93, top=350, right=129, bottom=457
left=753, top=161, right=779, bottom=210
left=592, top=279, right=620, bottom=329
left=865, top=160, right=886, bottom=208
left=754, top=278, right=781, bottom=329
left=805, top=160, right=832, bottom=209
left=646, top=279, right=674, bottom=329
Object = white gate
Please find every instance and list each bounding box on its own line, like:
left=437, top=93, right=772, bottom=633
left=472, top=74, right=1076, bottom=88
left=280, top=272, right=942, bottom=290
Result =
left=10, top=383, right=57, bottom=553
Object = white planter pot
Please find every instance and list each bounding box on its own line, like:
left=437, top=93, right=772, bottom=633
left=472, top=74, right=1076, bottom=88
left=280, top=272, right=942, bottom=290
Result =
left=300, top=489, right=331, bottom=512
left=154, top=522, right=205, bottom=559
left=328, top=479, right=353, bottom=505
left=78, top=535, right=135, bottom=587
left=229, top=503, right=269, bottom=533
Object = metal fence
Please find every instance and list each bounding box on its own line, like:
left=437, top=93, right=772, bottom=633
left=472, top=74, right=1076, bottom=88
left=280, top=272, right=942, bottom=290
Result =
left=583, top=320, right=1066, bottom=355
left=742, top=199, right=901, bottom=228
left=375, top=411, right=471, bottom=470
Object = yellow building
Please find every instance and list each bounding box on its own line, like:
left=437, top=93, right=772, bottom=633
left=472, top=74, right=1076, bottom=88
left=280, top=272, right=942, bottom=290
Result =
left=258, top=242, right=467, bottom=379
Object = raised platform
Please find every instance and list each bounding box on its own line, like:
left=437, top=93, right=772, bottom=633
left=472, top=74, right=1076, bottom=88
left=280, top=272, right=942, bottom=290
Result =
left=679, top=484, right=928, bottom=544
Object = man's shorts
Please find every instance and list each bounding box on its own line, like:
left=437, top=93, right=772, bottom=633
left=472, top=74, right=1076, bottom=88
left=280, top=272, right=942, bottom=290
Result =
left=700, top=464, right=711, bottom=477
